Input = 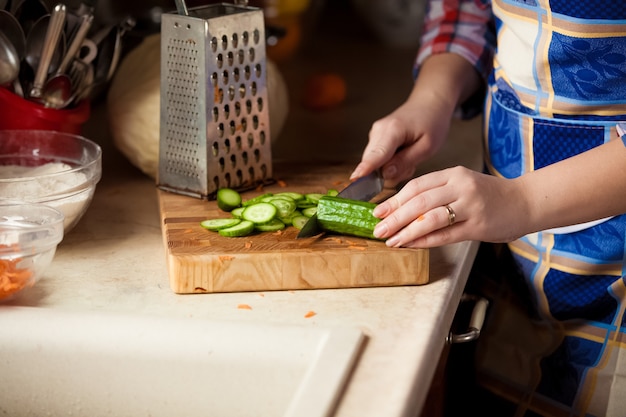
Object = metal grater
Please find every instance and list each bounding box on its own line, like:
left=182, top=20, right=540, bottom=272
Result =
left=158, top=0, right=273, bottom=199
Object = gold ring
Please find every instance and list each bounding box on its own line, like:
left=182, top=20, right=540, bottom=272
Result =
left=444, top=205, right=456, bottom=226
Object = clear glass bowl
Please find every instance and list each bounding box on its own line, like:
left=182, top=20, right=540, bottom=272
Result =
left=0, top=130, right=102, bottom=233
left=0, top=202, right=64, bottom=302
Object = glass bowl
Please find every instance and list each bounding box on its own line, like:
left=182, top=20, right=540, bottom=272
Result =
left=0, top=202, right=64, bottom=302
left=0, top=130, right=102, bottom=233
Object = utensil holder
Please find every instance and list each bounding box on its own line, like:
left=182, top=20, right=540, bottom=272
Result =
left=158, top=1, right=273, bottom=199
left=0, top=87, right=90, bottom=134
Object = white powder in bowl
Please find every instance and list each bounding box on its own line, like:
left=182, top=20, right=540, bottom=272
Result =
left=0, top=163, right=92, bottom=231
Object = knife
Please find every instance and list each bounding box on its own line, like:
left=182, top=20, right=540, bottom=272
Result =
left=296, top=169, right=384, bottom=238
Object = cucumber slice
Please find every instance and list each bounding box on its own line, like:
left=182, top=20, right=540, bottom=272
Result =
left=242, top=202, right=277, bottom=224
left=242, top=193, right=273, bottom=206
left=255, top=218, right=286, bottom=232
left=279, top=210, right=302, bottom=226
left=326, top=189, right=339, bottom=196
left=292, top=215, right=310, bottom=230
left=274, top=192, right=304, bottom=202
left=217, top=188, right=242, bottom=212
left=302, top=206, right=317, bottom=218
left=231, top=207, right=245, bottom=218
left=200, top=218, right=242, bottom=231
left=268, top=197, right=297, bottom=218
left=304, top=193, right=324, bottom=205
left=218, top=220, right=255, bottom=237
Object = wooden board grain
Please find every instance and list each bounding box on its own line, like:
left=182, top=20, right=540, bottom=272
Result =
left=158, top=163, right=429, bottom=293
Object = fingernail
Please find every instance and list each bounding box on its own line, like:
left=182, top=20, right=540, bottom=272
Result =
left=373, top=204, right=386, bottom=218
left=349, top=167, right=362, bottom=180
left=385, top=236, right=400, bottom=247
left=374, top=222, right=388, bottom=238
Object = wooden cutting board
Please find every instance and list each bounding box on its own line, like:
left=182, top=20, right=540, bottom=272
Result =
left=158, top=163, right=429, bottom=293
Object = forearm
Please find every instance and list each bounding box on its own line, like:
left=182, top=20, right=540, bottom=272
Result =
left=410, top=53, right=483, bottom=117
left=518, top=138, right=626, bottom=233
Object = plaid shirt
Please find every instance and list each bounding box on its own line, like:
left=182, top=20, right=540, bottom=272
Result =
left=416, top=0, right=496, bottom=83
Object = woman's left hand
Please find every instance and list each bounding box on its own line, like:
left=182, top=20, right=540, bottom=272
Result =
left=373, top=166, right=529, bottom=248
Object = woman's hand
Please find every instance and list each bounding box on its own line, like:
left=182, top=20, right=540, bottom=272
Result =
left=350, top=53, right=483, bottom=186
left=372, top=166, right=529, bottom=248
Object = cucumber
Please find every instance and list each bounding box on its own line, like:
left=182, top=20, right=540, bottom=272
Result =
left=219, top=220, right=255, bottom=237
left=242, top=202, right=277, bottom=224
left=268, top=197, right=297, bottom=218
left=301, top=206, right=317, bottom=218
left=316, top=196, right=382, bottom=239
left=274, top=192, right=304, bottom=202
left=292, top=215, right=310, bottom=230
left=242, top=193, right=273, bottom=206
left=304, top=193, right=324, bottom=205
left=200, top=218, right=242, bottom=231
left=231, top=206, right=245, bottom=219
left=217, top=188, right=242, bottom=212
left=255, top=218, right=286, bottom=232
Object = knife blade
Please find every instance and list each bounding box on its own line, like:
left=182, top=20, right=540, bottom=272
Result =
left=296, top=169, right=384, bottom=238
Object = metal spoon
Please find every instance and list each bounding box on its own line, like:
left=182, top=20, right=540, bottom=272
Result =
left=30, top=3, right=66, bottom=99
left=0, top=10, right=26, bottom=61
left=42, top=13, right=94, bottom=109
left=0, top=31, right=19, bottom=85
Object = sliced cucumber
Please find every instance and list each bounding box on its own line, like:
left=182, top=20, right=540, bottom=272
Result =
left=274, top=192, right=304, bottom=202
left=292, top=215, right=310, bottom=230
left=301, top=206, right=317, bottom=218
left=242, top=193, right=273, bottom=206
left=326, top=189, right=339, bottom=196
left=218, top=220, right=255, bottom=237
left=242, top=202, right=277, bottom=224
left=279, top=210, right=302, bottom=226
left=217, top=188, right=242, bottom=212
left=268, top=197, right=297, bottom=218
left=231, top=206, right=245, bottom=219
left=304, top=193, right=324, bottom=205
left=255, top=218, right=286, bottom=232
left=200, top=218, right=242, bottom=231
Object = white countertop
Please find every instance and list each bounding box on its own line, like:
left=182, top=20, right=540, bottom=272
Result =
left=2, top=105, right=482, bottom=417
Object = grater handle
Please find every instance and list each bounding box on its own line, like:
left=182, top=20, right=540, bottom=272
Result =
left=174, top=0, right=189, bottom=15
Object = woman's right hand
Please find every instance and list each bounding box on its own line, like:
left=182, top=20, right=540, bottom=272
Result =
left=350, top=53, right=482, bottom=186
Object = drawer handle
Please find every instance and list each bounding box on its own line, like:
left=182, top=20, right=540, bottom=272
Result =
left=446, top=294, right=489, bottom=344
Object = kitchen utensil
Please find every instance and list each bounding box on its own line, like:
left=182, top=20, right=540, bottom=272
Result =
left=0, top=10, right=26, bottom=60
left=297, top=169, right=384, bottom=238
left=56, top=12, right=93, bottom=77
left=41, top=12, right=93, bottom=109
left=0, top=32, right=19, bottom=85
left=158, top=0, right=273, bottom=199
left=30, top=3, right=66, bottom=99
left=24, top=14, right=65, bottom=86
left=12, top=0, right=49, bottom=36
left=158, top=164, right=429, bottom=294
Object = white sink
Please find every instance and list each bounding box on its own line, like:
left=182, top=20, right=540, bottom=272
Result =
left=0, top=306, right=364, bottom=417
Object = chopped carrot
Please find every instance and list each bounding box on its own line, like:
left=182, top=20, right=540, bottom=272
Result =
left=348, top=245, right=366, bottom=250
left=417, top=214, right=425, bottom=222
left=183, top=228, right=194, bottom=233
left=0, top=245, right=33, bottom=300
left=277, top=180, right=288, bottom=187
left=304, top=311, right=316, bottom=318
left=244, top=241, right=252, bottom=249
left=218, top=255, right=234, bottom=262
left=272, top=230, right=283, bottom=236
left=237, top=304, right=253, bottom=310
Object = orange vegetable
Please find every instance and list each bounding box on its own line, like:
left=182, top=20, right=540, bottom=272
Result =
left=237, top=304, right=253, bottom=310
left=304, top=311, right=316, bottom=318
left=302, top=72, right=347, bottom=111
left=0, top=245, right=33, bottom=300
